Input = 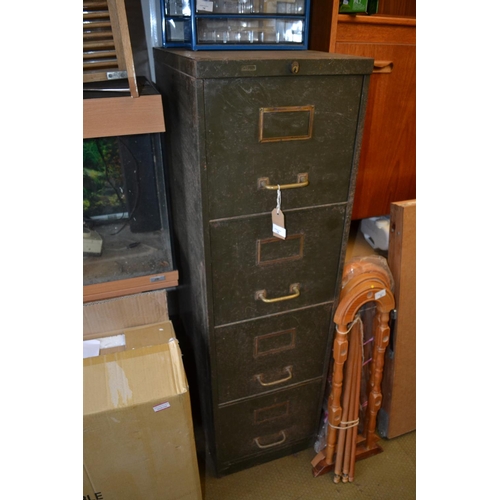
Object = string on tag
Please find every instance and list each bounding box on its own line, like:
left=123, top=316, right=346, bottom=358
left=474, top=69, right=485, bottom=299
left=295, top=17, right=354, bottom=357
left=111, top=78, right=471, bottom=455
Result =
left=276, top=185, right=281, bottom=215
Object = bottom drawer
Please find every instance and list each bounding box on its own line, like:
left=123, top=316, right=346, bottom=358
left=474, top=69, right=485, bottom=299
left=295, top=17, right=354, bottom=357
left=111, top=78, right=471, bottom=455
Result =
left=215, top=379, right=323, bottom=464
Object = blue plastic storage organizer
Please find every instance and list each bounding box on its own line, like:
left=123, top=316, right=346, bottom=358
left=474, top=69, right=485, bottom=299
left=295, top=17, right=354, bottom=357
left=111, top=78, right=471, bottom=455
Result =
left=160, top=0, right=310, bottom=50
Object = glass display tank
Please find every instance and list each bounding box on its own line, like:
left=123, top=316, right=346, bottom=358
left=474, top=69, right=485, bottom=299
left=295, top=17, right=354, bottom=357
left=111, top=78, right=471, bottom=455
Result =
left=83, top=83, right=178, bottom=303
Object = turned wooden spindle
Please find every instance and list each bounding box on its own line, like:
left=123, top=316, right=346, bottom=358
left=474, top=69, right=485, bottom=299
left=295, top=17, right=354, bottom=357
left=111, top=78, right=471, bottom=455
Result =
left=364, top=309, right=391, bottom=450
left=341, top=323, right=360, bottom=482
left=348, top=326, right=363, bottom=482
left=325, top=324, right=349, bottom=465
left=333, top=318, right=358, bottom=482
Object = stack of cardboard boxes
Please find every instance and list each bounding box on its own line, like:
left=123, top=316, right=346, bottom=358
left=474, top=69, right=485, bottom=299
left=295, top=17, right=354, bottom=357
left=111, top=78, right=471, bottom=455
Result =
left=83, top=291, right=202, bottom=500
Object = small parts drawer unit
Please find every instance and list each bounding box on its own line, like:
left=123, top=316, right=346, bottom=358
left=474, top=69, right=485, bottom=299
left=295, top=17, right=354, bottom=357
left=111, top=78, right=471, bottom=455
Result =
left=153, top=49, right=373, bottom=476
left=160, top=0, right=311, bottom=50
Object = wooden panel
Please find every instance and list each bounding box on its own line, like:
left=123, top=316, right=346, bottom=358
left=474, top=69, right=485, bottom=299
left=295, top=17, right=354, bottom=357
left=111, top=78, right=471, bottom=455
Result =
left=83, top=270, right=179, bottom=303
left=308, top=0, right=340, bottom=53
left=336, top=14, right=416, bottom=44
left=83, top=94, right=165, bottom=138
left=335, top=41, right=415, bottom=219
left=214, top=304, right=332, bottom=403
left=378, top=0, right=416, bottom=17
left=309, top=9, right=416, bottom=220
left=380, top=199, right=416, bottom=437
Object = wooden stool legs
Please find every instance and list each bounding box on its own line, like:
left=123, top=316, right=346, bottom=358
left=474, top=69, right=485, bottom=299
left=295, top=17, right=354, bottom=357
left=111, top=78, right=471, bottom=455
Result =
left=365, top=310, right=391, bottom=450
left=325, top=324, right=349, bottom=466
left=312, top=257, right=395, bottom=481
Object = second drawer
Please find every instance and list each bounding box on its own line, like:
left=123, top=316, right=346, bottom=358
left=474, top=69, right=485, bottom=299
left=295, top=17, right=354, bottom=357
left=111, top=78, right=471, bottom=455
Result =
left=209, top=203, right=346, bottom=325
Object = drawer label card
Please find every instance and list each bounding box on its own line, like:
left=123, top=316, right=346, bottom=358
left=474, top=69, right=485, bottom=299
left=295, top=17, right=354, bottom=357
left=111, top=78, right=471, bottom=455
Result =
left=196, top=0, right=213, bottom=11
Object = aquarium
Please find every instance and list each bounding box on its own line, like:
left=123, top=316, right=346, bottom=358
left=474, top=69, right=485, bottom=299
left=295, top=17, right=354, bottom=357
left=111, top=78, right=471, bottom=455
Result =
left=83, top=132, right=175, bottom=288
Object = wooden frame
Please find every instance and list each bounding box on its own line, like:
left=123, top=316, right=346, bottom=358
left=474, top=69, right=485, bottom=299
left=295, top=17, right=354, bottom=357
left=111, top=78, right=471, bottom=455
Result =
left=83, top=0, right=139, bottom=97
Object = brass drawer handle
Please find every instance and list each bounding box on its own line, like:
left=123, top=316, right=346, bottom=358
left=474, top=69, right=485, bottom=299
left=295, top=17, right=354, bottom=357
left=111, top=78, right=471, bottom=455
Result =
left=256, top=284, right=300, bottom=303
left=255, top=366, right=293, bottom=387
left=373, top=60, right=393, bottom=73
left=253, top=431, right=287, bottom=449
left=258, top=173, right=309, bottom=190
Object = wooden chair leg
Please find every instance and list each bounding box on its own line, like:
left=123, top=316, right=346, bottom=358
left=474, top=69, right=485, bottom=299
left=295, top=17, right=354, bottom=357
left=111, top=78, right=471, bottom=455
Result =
left=364, top=309, right=391, bottom=450
left=325, top=325, right=349, bottom=465
left=341, top=321, right=360, bottom=482
left=333, top=318, right=358, bottom=481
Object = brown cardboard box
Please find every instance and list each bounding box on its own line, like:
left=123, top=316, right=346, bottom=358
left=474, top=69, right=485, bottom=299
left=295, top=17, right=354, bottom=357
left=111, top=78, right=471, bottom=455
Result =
left=83, top=291, right=202, bottom=500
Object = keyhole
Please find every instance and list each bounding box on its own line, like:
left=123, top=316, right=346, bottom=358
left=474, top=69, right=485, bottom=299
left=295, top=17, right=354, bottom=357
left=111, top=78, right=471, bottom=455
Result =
left=290, top=61, right=300, bottom=74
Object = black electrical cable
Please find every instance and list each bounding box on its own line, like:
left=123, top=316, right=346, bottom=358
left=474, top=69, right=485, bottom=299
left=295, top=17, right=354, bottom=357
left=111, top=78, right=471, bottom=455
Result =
left=95, top=138, right=127, bottom=221
left=110, top=137, right=143, bottom=235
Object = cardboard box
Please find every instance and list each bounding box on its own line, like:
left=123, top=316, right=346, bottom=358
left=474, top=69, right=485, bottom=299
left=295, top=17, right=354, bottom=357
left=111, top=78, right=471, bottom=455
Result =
left=83, top=291, right=202, bottom=500
left=339, top=0, right=378, bottom=15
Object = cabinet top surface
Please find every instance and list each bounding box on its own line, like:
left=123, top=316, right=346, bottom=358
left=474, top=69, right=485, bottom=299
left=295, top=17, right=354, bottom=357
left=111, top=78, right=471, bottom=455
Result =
left=153, top=49, right=374, bottom=78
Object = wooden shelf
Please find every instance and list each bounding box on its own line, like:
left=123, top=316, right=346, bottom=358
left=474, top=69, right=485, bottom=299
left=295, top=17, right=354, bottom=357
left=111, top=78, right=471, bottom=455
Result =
left=83, top=271, right=179, bottom=303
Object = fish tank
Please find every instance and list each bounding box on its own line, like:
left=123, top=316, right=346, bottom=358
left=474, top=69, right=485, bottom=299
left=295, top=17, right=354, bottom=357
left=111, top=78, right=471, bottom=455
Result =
left=83, top=132, right=177, bottom=296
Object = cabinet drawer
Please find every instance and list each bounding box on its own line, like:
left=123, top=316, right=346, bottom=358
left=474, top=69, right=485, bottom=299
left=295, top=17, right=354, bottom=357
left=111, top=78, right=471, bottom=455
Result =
left=216, top=380, right=322, bottom=464
left=215, top=304, right=332, bottom=403
left=210, top=204, right=346, bottom=325
left=204, top=75, right=364, bottom=219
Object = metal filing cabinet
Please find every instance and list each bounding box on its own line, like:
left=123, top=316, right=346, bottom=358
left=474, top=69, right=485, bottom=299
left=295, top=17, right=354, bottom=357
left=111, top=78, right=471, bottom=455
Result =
left=153, top=49, right=372, bottom=476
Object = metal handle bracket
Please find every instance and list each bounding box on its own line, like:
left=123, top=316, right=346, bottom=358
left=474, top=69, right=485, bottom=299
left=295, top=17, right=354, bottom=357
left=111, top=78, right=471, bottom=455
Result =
left=256, top=284, right=300, bottom=303
left=255, top=366, right=293, bottom=387
left=258, top=173, right=309, bottom=190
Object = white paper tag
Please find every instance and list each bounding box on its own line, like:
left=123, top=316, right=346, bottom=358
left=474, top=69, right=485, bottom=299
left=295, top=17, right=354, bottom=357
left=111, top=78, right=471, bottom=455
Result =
left=272, top=207, right=286, bottom=240
left=197, top=0, right=213, bottom=11
left=375, top=289, right=386, bottom=300
left=272, top=223, right=287, bottom=238
left=83, top=340, right=101, bottom=359
left=153, top=401, right=171, bottom=412
left=99, top=334, right=126, bottom=349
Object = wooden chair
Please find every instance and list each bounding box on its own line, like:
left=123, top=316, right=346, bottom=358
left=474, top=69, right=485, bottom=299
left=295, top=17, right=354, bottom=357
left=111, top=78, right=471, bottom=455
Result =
left=313, top=257, right=395, bottom=481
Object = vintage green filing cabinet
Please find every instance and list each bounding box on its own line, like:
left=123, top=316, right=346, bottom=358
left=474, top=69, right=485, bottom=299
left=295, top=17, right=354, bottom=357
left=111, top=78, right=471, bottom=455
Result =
left=153, top=49, right=372, bottom=475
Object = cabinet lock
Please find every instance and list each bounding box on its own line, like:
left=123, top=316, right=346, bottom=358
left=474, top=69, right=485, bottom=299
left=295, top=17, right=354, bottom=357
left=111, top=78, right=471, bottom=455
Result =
left=290, top=61, right=300, bottom=74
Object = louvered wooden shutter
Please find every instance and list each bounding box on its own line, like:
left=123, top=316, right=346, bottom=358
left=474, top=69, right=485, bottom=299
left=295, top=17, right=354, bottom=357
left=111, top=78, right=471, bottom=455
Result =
left=83, top=0, right=138, bottom=96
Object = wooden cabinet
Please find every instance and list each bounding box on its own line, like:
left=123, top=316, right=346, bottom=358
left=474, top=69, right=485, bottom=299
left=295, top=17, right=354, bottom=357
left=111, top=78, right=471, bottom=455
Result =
left=309, top=0, right=416, bottom=219
left=153, top=49, right=372, bottom=475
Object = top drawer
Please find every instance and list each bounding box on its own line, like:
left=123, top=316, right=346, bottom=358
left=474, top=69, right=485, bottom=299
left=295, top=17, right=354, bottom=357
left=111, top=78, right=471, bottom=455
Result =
left=203, top=74, right=364, bottom=219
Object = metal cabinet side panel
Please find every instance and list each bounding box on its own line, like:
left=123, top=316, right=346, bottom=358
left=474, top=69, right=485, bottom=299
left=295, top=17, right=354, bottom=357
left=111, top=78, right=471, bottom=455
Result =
left=153, top=55, right=219, bottom=463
